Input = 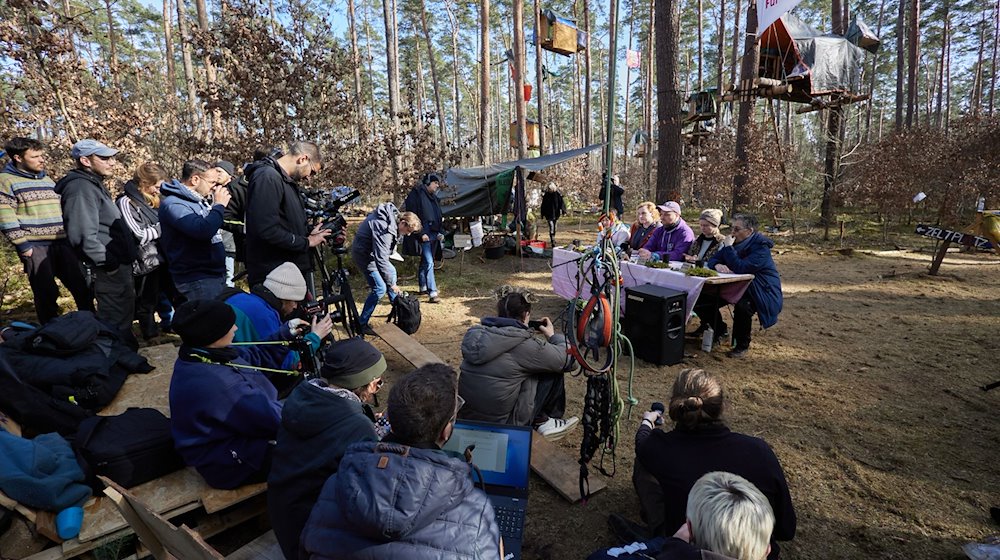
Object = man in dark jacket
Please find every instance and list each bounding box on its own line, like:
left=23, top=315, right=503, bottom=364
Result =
left=268, top=337, right=385, bottom=560
left=55, top=139, right=137, bottom=341
left=350, top=203, right=421, bottom=332
left=300, top=363, right=502, bottom=559
left=403, top=172, right=444, bottom=303
left=540, top=182, right=567, bottom=248
left=244, top=141, right=331, bottom=287
left=0, top=137, right=92, bottom=323
left=599, top=173, right=625, bottom=217
left=213, top=160, right=240, bottom=286
left=158, top=160, right=230, bottom=301
left=706, top=214, right=783, bottom=358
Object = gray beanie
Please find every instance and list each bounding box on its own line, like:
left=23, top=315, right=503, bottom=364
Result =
left=699, top=209, right=723, bottom=227
left=264, top=262, right=307, bottom=301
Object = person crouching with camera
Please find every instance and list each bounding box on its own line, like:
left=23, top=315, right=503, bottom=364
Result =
left=222, top=262, right=333, bottom=376
left=458, top=291, right=579, bottom=441
left=350, top=202, right=421, bottom=334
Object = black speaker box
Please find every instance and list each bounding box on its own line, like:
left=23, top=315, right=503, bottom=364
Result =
left=622, top=283, right=687, bottom=366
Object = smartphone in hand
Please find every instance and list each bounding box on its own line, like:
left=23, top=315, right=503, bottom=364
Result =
left=528, top=319, right=544, bottom=330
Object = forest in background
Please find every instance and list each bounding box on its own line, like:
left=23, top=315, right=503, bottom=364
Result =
left=1, top=0, right=999, bottom=236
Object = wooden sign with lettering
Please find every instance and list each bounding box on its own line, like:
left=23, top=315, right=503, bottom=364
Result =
left=914, top=224, right=994, bottom=250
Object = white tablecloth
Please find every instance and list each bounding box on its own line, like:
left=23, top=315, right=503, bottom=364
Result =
left=550, top=248, right=751, bottom=322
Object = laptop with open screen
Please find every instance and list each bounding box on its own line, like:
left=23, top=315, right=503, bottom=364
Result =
left=443, top=420, right=533, bottom=560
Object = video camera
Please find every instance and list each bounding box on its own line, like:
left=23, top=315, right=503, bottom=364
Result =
left=303, top=186, right=361, bottom=246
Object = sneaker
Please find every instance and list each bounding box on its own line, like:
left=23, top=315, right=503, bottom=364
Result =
left=428, top=296, right=441, bottom=304
left=727, top=347, right=749, bottom=359
left=536, top=416, right=579, bottom=441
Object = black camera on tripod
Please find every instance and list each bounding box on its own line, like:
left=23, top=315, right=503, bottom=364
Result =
left=303, top=186, right=361, bottom=246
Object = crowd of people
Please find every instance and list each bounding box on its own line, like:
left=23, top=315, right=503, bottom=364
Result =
left=0, top=134, right=798, bottom=559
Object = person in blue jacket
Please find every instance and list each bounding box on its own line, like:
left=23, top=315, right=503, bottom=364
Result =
left=222, top=262, right=332, bottom=374
left=706, top=214, right=783, bottom=358
left=267, top=337, right=386, bottom=560
left=404, top=172, right=444, bottom=303
left=168, top=299, right=311, bottom=489
left=300, top=363, right=502, bottom=560
left=158, top=160, right=229, bottom=301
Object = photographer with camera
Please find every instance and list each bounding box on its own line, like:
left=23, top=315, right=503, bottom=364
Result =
left=458, top=291, right=579, bottom=441
left=222, top=262, right=333, bottom=373
left=350, top=202, right=421, bottom=334
left=403, top=172, right=444, bottom=304
left=244, top=141, right=330, bottom=288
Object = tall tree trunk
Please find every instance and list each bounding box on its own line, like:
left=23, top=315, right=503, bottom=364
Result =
left=895, top=0, right=905, bottom=131
left=729, top=0, right=741, bottom=87
left=348, top=0, right=365, bottom=141
left=645, top=0, right=655, bottom=198
left=62, top=0, right=76, bottom=53
left=945, top=30, right=951, bottom=129
left=193, top=0, right=222, bottom=139
left=479, top=0, right=491, bottom=164
left=363, top=0, right=376, bottom=125
left=162, top=0, right=177, bottom=100
left=623, top=0, right=635, bottom=173
left=176, top=0, right=200, bottom=131
left=445, top=1, right=462, bottom=152
left=990, top=0, right=999, bottom=115
left=905, top=0, right=920, bottom=128
left=382, top=0, right=402, bottom=189
left=717, top=0, right=725, bottom=90
left=657, top=0, right=683, bottom=203
left=697, top=0, right=703, bottom=90
left=415, top=44, right=426, bottom=124
left=822, top=0, right=846, bottom=238
left=420, top=0, right=449, bottom=152
left=731, top=1, right=758, bottom=210
left=864, top=0, right=886, bottom=141
left=584, top=0, right=593, bottom=151
left=513, top=0, right=528, bottom=158
left=534, top=0, right=546, bottom=154
left=104, top=0, right=121, bottom=90
left=935, top=4, right=948, bottom=128
left=972, top=11, right=987, bottom=117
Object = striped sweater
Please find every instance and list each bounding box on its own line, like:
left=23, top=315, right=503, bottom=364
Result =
left=0, top=162, right=66, bottom=251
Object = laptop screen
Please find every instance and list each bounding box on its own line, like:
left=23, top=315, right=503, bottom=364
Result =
left=443, top=421, right=532, bottom=490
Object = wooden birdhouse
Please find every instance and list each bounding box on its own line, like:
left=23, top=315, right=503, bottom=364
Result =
left=509, top=120, right=542, bottom=149
left=538, top=9, right=586, bottom=56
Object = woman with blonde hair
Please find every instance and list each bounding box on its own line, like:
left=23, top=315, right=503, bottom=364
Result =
left=540, top=182, right=566, bottom=248
left=626, top=201, right=660, bottom=256
left=116, top=162, right=168, bottom=339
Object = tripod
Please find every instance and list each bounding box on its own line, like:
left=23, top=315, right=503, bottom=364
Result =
left=310, top=245, right=361, bottom=338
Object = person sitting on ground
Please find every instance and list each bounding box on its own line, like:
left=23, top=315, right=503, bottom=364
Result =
left=686, top=209, right=729, bottom=344
left=657, top=471, right=775, bottom=560
left=300, top=363, right=502, bottom=559
left=458, top=291, right=579, bottom=441
left=268, top=337, right=386, bottom=560
left=626, top=201, right=660, bottom=257
left=622, top=368, right=795, bottom=559
left=222, top=261, right=332, bottom=373
left=350, top=202, right=421, bottom=333
left=596, top=210, right=630, bottom=253
left=168, top=299, right=319, bottom=489
left=639, top=201, right=695, bottom=263
left=705, top=213, right=782, bottom=359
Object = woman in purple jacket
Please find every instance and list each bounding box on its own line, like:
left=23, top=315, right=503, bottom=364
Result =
left=639, top=201, right=695, bottom=262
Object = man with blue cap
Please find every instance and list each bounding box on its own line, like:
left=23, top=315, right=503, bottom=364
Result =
left=55, top=139, right=138, bottom=344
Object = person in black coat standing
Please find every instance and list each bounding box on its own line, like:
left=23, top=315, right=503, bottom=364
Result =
left=244, top=141, right=331, bottom=289
left=403, top=172, right=444, bottom=303
left=599, top=173, right=625, bottom=218
left=540, top=182, right=566, bottom=248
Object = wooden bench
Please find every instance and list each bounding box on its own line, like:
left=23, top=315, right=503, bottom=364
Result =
left=530, top=432, right=607, bottom=503
left=370, top=322, right=445, bottom=369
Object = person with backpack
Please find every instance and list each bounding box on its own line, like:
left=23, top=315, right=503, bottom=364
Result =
left=350, top=203, right=421, bottom=334
left=116, top=162, right=168, bottom=339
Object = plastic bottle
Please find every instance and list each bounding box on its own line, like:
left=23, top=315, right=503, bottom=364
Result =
left=701, top=326, right=714, bottom=352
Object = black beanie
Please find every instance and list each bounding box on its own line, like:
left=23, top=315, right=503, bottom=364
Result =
left=320, top=337, right=387, bottom=389
left=173, top=300, right=236, bottom=347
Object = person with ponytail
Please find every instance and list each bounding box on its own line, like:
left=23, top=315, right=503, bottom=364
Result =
left=624, top=369, right=796, bottom=559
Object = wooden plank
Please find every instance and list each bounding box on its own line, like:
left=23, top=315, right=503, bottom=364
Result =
left=101, top=343, right=179, bottom=417
left=225, top=530, right=282, bottom=560
left=529, top=432, right=606, bottom=503
left=702, top=273, right=754, bottom=285
left=370, top=322, right=444, bottom=369
left=76, top=468, right=204, bottom=542
left=0, top=489, right=37, bottom=523
left=200, top=482, right=267, bottom=515
left=915, top=224, right=994, bottom=250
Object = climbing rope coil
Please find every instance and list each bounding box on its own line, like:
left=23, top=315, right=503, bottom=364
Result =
left=560, top=235, right=638, bottom=502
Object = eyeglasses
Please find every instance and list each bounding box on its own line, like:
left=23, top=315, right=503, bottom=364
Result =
left=451, top=394, right=466, bottom=423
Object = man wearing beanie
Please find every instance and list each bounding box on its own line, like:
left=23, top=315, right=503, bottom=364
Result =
left=639, top=200, right=695, bottom=263
left=223, top=262, right=333, bottom=372
left=168, top=299, right=310, bottom=489
left=268, top=337, right=386, bottom=560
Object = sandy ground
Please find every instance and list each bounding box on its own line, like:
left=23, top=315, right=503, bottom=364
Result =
left=370, top=234, right=1000, bottom=560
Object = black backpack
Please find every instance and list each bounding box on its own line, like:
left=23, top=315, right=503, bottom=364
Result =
left=387, top=293, right=422, bottom=334
left=73, top=408, right=185, bottom=490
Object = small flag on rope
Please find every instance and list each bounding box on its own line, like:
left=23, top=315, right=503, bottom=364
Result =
left=626, top=49, right=641, bottom=69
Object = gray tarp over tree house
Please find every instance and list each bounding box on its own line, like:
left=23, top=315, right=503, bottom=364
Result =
left=439, top=143, right=604, bottom=218
left=759, top=12, right=871, bottom=104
